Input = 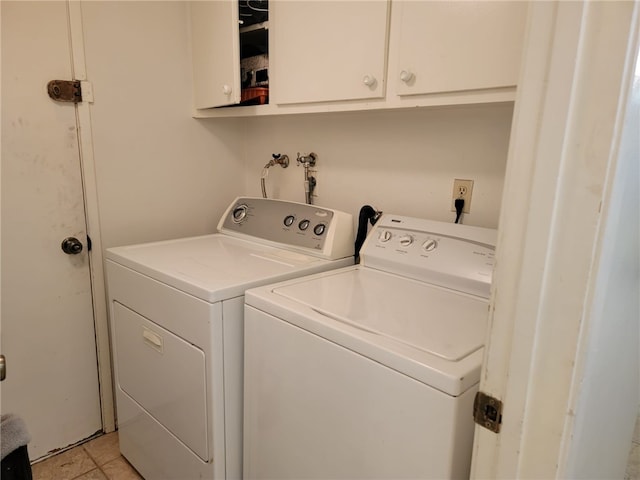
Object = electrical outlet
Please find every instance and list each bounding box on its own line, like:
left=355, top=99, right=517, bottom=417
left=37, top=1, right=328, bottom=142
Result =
left=451, top=179, right=473, bottom=214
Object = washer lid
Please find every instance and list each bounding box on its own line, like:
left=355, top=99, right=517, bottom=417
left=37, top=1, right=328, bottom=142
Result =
left=272, top=267, right=488, bottom=362
left=106, top=234, right=347, bottom=302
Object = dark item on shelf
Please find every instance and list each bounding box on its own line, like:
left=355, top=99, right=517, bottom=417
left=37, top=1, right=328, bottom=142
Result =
left=239, top=0, right=268, bottom=28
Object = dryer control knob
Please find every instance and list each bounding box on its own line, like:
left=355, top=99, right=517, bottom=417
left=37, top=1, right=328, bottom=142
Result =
left=283, top=215, right=295, bottom=227
left=313, top=223, right=326, bottom=236
left=299, top=219, right=310, bottom=231
left=232, top=204, right=248, bottom=223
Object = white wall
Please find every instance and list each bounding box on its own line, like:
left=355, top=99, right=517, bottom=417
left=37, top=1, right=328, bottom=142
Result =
left=237, top=104, right=514, bottom=229
left=80, top=1, right=513, bottom=247
left=80, top=1, right=245, bottom=249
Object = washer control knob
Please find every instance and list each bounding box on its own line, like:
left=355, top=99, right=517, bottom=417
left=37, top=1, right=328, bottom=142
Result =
left=422, top=238, right=438, bottom=252
left=378, top=230, right=392, bottom=243
left=299, top=219, right=310, bottom=231
left=398, top=234, right=414, bottom=247
left=313, top=223, right=326, bottom=236
left=232, top=204, right=248, bottom=223
left=283, top=215, right=295, bottom=227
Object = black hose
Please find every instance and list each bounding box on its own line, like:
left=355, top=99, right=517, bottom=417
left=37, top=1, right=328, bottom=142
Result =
left=355, top=205, right=381, bottom=263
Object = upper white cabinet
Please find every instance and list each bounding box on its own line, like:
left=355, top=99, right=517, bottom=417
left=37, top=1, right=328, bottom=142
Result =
left=190, top=1, right=528, bottom=117
left=190, top=1, right=241, bottom=108
left=270, top=1, right=390, bottom=105
left=390, top=1, right=527, bottom=97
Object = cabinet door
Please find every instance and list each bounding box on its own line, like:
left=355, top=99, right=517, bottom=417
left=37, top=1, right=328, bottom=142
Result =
left=190, top=1, right=241, bottom=108
left=392, top=1, right=527, bottom=97
left=272, top=1, right=390, bottom=105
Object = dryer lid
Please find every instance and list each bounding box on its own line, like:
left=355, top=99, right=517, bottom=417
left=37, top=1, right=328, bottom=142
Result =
left=272, top=267, right=488, bottom=363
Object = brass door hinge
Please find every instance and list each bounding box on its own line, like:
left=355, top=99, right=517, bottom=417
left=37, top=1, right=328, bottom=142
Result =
left=473, top=391, right=503, bottom=433
left=47, top=79, right=82, bottom=103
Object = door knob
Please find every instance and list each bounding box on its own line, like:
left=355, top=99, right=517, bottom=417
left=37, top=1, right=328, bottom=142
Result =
left=61, top=237, right=83, bottom=255
left=0, top=355, right=6, bottom=381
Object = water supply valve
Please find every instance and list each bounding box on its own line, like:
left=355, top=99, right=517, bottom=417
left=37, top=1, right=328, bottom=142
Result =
left=268, top=153, right=290, bottom=169
left=297, top=152, right=318, bottom=205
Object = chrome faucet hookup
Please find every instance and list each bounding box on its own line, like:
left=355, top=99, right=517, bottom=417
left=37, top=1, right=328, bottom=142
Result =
left=261, top=153, right=289, bottom=198
left=297, top=152, right=317, bottom=205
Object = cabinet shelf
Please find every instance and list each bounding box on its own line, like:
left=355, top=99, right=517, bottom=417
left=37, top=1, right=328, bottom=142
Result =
left=240, top=21, right=268, bottom=35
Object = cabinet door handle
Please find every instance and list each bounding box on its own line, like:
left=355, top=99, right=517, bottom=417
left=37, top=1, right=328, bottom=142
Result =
left=400, top=70, right=414, bottom=83
left=362, top=74, right=377, bottom=88
left=222, top=84, right=232, bottom=95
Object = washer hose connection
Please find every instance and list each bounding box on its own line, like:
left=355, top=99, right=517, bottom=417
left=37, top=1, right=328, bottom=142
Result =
left=296, top=152, right=317, bottom=205
left=261, top=153, right=289, bottom=198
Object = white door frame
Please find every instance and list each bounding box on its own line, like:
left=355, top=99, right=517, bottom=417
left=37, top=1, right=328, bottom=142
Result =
left=471, top=1, right=639, bottom=478
left=68, top=0, right=115, bottom=433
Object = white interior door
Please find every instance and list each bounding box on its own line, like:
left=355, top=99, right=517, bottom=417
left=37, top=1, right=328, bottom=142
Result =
left=471, top=2, right=639, bottom=478
left=1, top=1, right=103, bottom=460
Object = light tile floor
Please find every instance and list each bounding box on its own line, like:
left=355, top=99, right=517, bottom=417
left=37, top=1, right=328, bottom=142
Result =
left=627, top=414, right=640, bottom=480
left=31, top=432, right=142, bottom=480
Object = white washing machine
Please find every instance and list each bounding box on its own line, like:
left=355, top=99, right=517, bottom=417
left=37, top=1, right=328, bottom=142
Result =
left=105, top=197, right=354, bottom=480
left=244, top=214, right=497, bottom=479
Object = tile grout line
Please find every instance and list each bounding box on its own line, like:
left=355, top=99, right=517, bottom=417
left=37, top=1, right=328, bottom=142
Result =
left=81, top=435, right=128, bottom=480
left=80, top=443, right=107, bottom=479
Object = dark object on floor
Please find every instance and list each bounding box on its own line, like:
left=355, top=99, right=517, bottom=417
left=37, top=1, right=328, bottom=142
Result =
left=1, top=414, right=33, bottom=480
left=1, top=445, right=32, bottom=480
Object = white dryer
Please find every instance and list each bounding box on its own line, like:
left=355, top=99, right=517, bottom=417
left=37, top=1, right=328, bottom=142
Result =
left=243, top=214, right=497, bottom=479
left=105, top=197, right=354, bottom=480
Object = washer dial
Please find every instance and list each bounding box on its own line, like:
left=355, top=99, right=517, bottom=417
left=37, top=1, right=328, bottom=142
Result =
left=398, top=234, right=414, bottom=247
left=422, top=238, right=438, bottom=252
left=378, top=230, right=392, bottom=243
